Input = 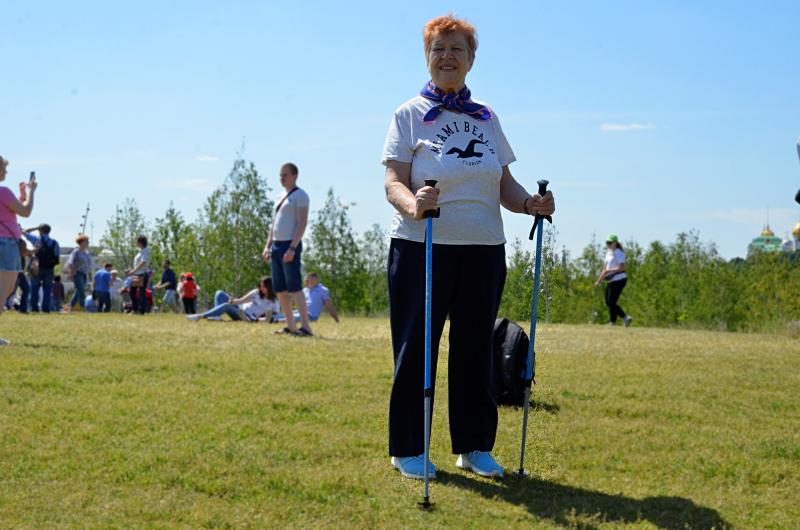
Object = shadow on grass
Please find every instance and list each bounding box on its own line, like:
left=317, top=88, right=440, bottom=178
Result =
left=438, top=471, right=731, bottom=529
left=500, top=400, right=561, bottom=415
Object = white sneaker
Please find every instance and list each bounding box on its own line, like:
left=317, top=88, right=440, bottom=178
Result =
left=623, top=316, right=633, bottom=327
left=186, top=314, right=202, bottom=321
left=0, top=338, right=9, bottom=346
left=456, top=451, right=505, bottom=478
left=391, top=455, right=437, bottom=480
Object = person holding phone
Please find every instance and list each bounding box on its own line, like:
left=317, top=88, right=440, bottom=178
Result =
left=0, top=158, right=36, bottom=345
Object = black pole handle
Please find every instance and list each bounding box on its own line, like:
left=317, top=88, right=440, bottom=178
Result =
left=423, top=179, right=441, bottom=219
left=537, top=179, right=549, bottom=198
left=529, top=179, right=553, bottom=240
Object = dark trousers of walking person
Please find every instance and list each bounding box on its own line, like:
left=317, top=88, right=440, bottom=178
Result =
left=131, top=273, right=150, bottom=315
left=388, top=238, right=506, bottom=457
left=30, top=267, right=54, bottom=313
left=95, top=291, right=111, bottom=313
left=605, top=278, right=627, bottom=324
left=182, top=297, right=196, bottom=315
left=70, top=271, right=87, bottom=309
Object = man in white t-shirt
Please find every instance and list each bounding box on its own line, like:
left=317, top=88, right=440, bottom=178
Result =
left=262, top=163, right=313, bottom=336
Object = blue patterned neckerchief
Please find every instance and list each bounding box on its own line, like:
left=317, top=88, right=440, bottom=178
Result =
left=419, top=80, right=492, bottom=124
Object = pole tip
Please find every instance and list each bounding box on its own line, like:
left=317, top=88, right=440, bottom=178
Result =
left=418, top=498, right=435, bottom=511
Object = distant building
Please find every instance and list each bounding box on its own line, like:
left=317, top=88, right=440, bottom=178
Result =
left=748, top=225, right=785, bottom=255
left=781, top=222, right=800, bottom=253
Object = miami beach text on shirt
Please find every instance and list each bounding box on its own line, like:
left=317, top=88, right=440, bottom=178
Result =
left=428, top=120, right=497, bottom=165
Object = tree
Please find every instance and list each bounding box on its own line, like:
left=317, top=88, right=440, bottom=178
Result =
left=100, top=198, right=149, bottom=271
left=305, top=188, right=366, bottom=313
left=193, top=153, right=274, bottom=298
left=359, top=224, right=390, bottom=314
left=151, top=202, right=190, bottom=269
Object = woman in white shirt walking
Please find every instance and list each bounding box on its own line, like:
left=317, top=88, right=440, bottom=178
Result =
left=594, top=234, right=632, bottom=327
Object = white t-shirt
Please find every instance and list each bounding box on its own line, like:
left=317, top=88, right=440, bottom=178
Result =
left=272, top=188, right=310, bottom=242
left=241, top=289, right=279, bottom=320
left=604, top=248, right=627, bottom=282
left=133, top=247, right=151, bottom=275
left=110, top=278, right=124, bottom=298
left=381, top=96, right=516, bottom=245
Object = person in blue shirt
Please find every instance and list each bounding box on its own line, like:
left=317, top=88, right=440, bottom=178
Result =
left=303, top=273, right=339, bottom=322
left=275, top=272, right=339, bottom=325
left=92, top=263, right=113, bottom=313
left=85, top=293, right=97, bottom=313
left=23, top=223, right=60, bottom=313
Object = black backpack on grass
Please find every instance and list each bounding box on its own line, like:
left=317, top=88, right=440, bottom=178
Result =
left=493, top=318, right=533, bottom=407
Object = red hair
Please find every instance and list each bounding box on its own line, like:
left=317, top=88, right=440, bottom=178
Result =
left=423, top=15, right=478, bottom=58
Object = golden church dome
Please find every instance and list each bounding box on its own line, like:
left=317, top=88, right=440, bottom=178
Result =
left=792, top=221, right=800, bottom=238
left=761, top=226, right=775, bottom=237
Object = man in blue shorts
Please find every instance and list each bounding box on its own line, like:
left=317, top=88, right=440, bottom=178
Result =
left=262, top=162, right=313, bottom=336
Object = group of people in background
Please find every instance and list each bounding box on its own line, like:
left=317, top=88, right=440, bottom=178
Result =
left=5, top=226, right=202, bottom=317
left=0, top=157, right=339, bottom=344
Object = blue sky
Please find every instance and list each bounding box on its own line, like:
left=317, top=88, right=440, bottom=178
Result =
left=2, top=1, right=798, bottom=258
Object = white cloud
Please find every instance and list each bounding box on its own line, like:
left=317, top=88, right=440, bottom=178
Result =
left=600, top=123, right=655, bottom=132
left=195, top=155, right=219, bottom=162
left=158, top=178, right=214, bottom=192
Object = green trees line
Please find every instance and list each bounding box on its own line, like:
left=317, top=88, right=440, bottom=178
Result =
left=100, top=154, right=388, bottom=314
left=502, top=229, right=800, bottom=332
left=101, top=154, right=800, bottom=331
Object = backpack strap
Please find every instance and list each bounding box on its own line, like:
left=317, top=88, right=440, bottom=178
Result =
left=275, top=187, right=299, bottom=215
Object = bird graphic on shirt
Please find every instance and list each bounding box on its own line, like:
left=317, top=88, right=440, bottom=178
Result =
left=446, top=139, right=486, bottom=159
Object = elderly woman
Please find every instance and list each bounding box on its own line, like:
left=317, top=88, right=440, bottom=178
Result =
left=64, top=234, right=92, bottom=311
left=382, top=15, right=555, bottom=480
left=0, top=156, right=36, bottom=345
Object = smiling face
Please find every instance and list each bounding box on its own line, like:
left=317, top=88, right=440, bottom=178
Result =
left=427, top=32, right=473, bottom=92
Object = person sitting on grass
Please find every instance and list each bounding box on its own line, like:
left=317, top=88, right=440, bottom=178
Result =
left=274, top=272, right=339, bottom=326
left=187, top=276, right=279, bottom=322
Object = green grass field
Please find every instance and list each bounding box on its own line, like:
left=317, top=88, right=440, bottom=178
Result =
left=1, top=314, right=798, bottom=529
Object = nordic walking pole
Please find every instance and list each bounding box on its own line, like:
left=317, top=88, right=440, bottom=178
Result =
left=420, top=179, right=439, bottom=510
left=517, top=179, right=552, bottom=477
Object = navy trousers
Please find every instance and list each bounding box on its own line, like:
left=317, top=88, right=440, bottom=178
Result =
left=388, top=238, right=506, bottom=457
